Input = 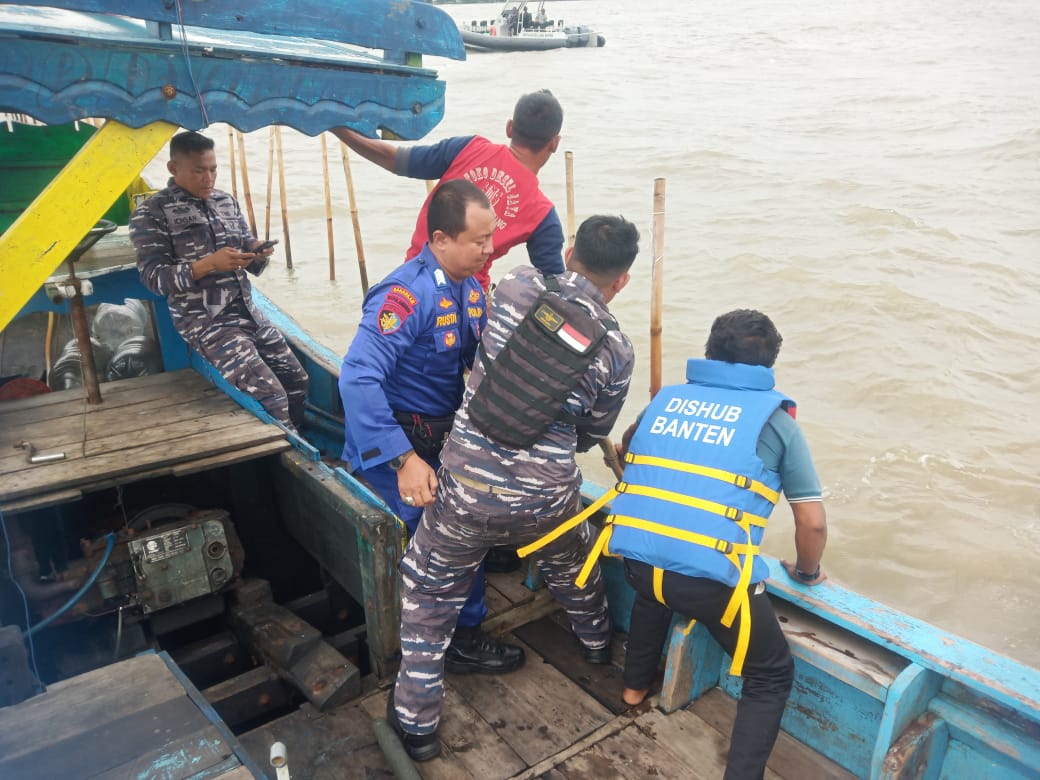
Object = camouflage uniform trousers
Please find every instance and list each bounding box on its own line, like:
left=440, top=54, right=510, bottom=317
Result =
left=393, top=469, right=612, bottom=734
left=195, top=305, right=308, bottom=429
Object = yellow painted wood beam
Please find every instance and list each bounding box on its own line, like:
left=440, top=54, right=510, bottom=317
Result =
left=0, top=120, right=176, bottom=331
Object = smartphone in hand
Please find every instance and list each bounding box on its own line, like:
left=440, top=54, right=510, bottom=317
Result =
left=254, top=239, right=279, bottom=253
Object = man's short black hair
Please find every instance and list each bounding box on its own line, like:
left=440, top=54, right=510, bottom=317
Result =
left=170, top=131, right=215, bottom=158
left=511, top=89, right=563, bottom=150
left=572, top=215, right=640, bottom=277
left=427, top=179, right=491, bottom=240
left=705, top=309, right=783, bottom=367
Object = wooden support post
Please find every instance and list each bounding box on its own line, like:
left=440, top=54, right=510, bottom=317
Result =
left=658, top=619, right=723, bottom=713
left=339, top=143, right=370, bottom=294
left=565, top=150, right=576, bottom=248
left=320, top=133, right=335, bottom=280
left=650, top=178, right=666, bottom=399
left=235, top=130, right=257, bottom=237
left=264, top=127, right=275, bottom=240
left=273, top=127, right=293, bottom=268
left=227, top=125, right=238, bottom=200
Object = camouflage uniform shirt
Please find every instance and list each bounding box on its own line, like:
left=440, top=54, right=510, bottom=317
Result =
left=130, top=179, right=266, bottom=344
left=440, top=265, right=635, bottom=494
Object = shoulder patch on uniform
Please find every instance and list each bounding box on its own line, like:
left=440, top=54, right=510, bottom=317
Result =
left=534, top=303, right=564, bottom=332
left=378, top=285, right=416, bottom=335
left=468, top=288, right=482, bottom=304
left=389, top=285, right=418, bottom=307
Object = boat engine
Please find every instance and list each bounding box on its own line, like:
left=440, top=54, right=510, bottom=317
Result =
left=101, top=508, right=243, bottom=614
left=12, top=506, right=245, bottom=625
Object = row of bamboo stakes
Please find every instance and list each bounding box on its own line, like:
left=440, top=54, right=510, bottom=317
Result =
left=223, top=130, right=666, bottom=480
left=224, top=126, right=369, bottom=291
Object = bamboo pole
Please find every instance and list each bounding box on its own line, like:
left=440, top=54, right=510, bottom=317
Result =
left=564, top=149, right=622, bottom=481
left=564, top=150, right=576, bottom=248
left=321, top=133, right=335, bottom=280
left=227, top=126, right=238, bottom=199
left=236, top=130, right=258, bottom=237
left=264, top=128, right=275, bottom=240
left=339, top=142, right=370, bottom=294
left=650, top=178, right=666, bottom=399
left=274, top=127, right=293, bottom=268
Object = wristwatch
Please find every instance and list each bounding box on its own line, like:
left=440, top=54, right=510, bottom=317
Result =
left=388, top=450, right=415, bottom=471
left=794, top=565, right=820, bottom=582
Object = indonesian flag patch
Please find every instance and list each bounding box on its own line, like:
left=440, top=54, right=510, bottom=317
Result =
left=557, top=322, right=592, bottom=353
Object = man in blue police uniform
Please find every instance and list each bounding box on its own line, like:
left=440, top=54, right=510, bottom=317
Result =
left=338, top=178, right=525, bottom=677
left=612, top=309, right=828, bottom=780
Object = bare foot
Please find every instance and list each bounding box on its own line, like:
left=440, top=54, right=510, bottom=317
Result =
left=622, top=687, right=648, bottom=707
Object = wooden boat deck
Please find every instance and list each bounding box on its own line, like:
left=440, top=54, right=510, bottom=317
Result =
left=0, top=368, right=290, bottom=515
left=0, top=652, right=264, bottom=779
left=235, top=570, right=857, bottom=779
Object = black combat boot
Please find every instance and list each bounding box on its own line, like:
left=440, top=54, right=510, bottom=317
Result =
left=386, top=688, right=441, bottom=761
left=445, top=626, right=526, bottom=674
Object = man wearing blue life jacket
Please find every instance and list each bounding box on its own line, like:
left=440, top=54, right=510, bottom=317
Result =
left=338, top=179, right=525, bottom=678
left=612, top=309, right=828, bottom=780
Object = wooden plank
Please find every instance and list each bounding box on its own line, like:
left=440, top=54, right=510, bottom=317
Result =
left=0, top=408, right=275, bottom=470
left=1, top=693, right=204, bottom=779
left=85, top=724, right=234, bottom=780
left=513, top=613, right=628, bottom=715
left=510, top=715, right=637, bottom=780
left=0, top=370, right=205, bottom=425
left=360, top=686, right=523, bottom=780
left=481, top=587, right=558, bottom=636
left=0, top=654, right=183, bottom=762
left=773, top=598, right=905, bottom=701
left=203, top=666, right=291, bottom=731
left=485, top=568, right=539, bottom=607
left=1, top=419, right=284, bottom=501
left=238, top=700, right=392, bottom=780
left=211, top=766, right=256, bottom=780
left=689, top=688, right=858, bottom=780
left=447, top=637, right=614, bottom=766
left=554, top=707, right=730, bottom=780
left=483, top=578, right=515, bottom=620
left=0, top=487, right=82, bottom=515
left=171, top=440, right=290, bottom=476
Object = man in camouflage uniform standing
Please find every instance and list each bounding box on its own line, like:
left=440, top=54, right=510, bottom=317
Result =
left=130, top=131, right=308, bottom=430
left=387, top=215, right=640, bottom=761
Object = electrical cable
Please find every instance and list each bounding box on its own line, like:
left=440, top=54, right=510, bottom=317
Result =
left=0, top=505, right=42, bottom=687
left=175, top=0, right=211, bottom=127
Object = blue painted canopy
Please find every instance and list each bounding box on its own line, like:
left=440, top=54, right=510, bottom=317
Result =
left=0, top=0, right=466, bottom=138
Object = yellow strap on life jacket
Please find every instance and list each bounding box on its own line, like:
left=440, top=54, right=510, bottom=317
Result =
left=625, top=452, right=781, bottom=504
left=653, top=566, right=665, bottom=604
left=516, top=486, right=618, bottom=559
left=616, top=482, right=770, bottom=528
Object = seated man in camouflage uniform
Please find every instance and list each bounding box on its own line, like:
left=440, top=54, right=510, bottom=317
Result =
left=386, top=215, right=640, bottom=761
left=130, top=131, right=308, bottom=430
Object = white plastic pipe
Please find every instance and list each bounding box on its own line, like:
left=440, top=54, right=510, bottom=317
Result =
left=269, top=741, right=290, bottom=780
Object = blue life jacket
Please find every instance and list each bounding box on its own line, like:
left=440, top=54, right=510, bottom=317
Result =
left=607, top=359, right=793, bottom=587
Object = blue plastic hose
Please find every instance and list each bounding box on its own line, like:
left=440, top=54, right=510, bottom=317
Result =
left=26, top=532, right=116, bottom=638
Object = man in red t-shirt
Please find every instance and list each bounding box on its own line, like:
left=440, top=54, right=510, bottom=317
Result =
left=333, top=90, right=566, bottom=292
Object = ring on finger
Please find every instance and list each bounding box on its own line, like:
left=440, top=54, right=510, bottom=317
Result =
left=403, top=496, right=414, bottom=505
